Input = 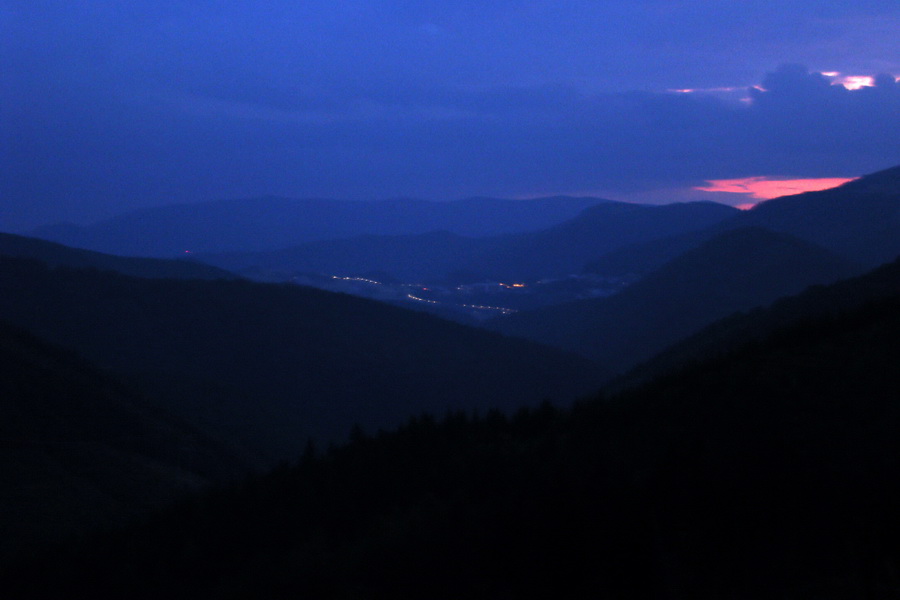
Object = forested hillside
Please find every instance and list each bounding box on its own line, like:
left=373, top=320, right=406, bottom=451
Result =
left=7, top=286, right=900, bottom=599
left=0, top=320, right=248, bottom=556
left=616, top=253, right=900, bottom=390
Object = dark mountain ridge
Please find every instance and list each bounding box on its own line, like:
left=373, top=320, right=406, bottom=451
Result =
left=0, top=232, right=235, bottom=280
left=457, top=200, right=738, bottom=281
left=0, top=255, right=603, bottom=462
left=494, top=227, right=859, bottom=374
left=732, top=165, right=900, bottom=268
left=587, top=164, right=900, bottom=278
left=614, top=252, right=900, bottom=391
left=200, top=200, right=738, bottom=284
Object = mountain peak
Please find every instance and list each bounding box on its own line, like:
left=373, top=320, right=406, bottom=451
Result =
left=839, top=164, right=900, bottom=193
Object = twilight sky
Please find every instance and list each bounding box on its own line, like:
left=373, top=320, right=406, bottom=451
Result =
left=2, top=1, right=899, bottom=231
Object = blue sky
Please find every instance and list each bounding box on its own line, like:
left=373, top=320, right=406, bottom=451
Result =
left=2, top=1, right=899, bottom=230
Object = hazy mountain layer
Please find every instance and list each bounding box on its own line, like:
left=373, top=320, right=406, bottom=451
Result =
left=202, top=230, right=498, bottom=283
left=0, top=255, right=603, bottom=461
left=201, top=200, right=738, bottom=283
left=584, top=228, right=715, bottom=277
left=30, top=196, right=608, bottom=257
left=494, top=227, right=858, bottom=374
left=462, top=200, right=737, bottom=281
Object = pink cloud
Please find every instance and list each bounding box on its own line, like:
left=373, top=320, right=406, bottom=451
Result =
left=694, top=177, right=857, bottom=202
left=837, top=75, right=875, bottom=90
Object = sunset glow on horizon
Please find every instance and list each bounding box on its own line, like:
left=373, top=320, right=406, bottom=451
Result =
left=695, top=176, right=858, bottom=205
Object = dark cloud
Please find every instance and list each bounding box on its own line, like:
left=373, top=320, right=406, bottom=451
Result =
left=743, top=65, right=900, bottom=170
left=2, top=2, right=899, bottom=230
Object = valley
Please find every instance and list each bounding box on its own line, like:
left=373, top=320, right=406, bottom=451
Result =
left=1, top=165, right=899, bottom=598
left=286, top=271, right=637, bottom=322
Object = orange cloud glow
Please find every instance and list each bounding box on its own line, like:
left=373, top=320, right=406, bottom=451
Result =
left=695, top=177, right=857, bottom=201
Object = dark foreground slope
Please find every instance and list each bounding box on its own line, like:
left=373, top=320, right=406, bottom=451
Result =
left=0, top=232, right=235, bottom=280
left=0, top=256, right=602, bottom=461
left=494, top=227, right=857, bottom=374
left=7, top=284, right=900, bottom=599
left=0, top=321, right=248, bottom=557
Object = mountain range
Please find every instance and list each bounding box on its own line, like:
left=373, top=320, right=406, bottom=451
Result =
left=30, top=196, right=609, bottom=257
left=198, top=200, right=738, bottom=283
left=587, top=164, right=900, bottom=278
left=491, top=166, right=900, bottom=371
left=2, top=164, right=899, bottom=597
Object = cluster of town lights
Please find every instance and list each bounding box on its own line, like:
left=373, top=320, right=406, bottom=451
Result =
left=331, top=274, right=520, bottom=314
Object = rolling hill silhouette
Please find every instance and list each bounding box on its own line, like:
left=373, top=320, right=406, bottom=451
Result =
left=587, top=164, right=900, bottom=278
left=201, top=200, right=737, bottom=283
left=30, top=196, right=608, bottom=257
left=732, top=165, right=900, bottom=268
left=614, top=253, right=900, bottom=391
left=0, top=254, right=603, bottom=462
left=0, top=232, right=235, bottom=280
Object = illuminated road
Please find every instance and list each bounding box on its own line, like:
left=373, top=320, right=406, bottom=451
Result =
left=327, top=274, right=518, bottom=315
left=406, top=293, right=517, bottom=315
left=332, top=275, right=383, bottom=285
